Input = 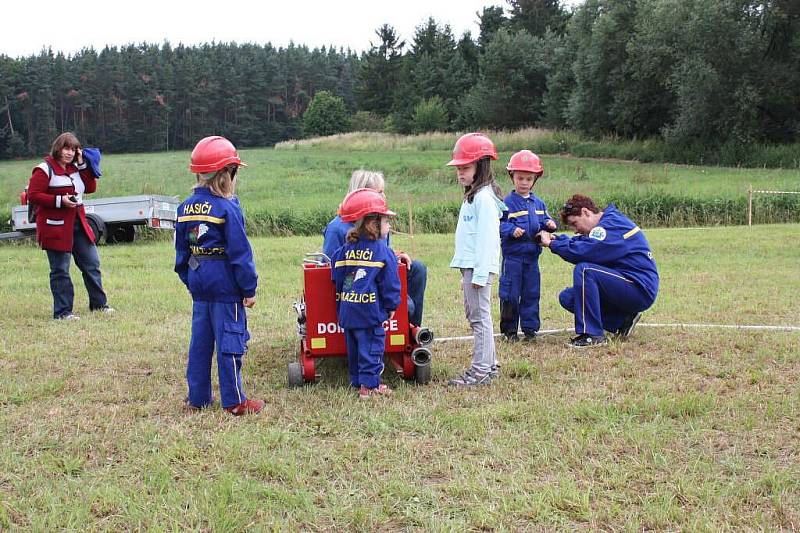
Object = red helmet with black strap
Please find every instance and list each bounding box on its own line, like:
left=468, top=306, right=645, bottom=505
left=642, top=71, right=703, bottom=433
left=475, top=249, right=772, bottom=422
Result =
left=446, top=133, right=498, bottom=166
left=507, top=150, right=543, bottom=174
left=189, top=136, right=247, bottom=173
left=338, top=188, right=396, bottom=222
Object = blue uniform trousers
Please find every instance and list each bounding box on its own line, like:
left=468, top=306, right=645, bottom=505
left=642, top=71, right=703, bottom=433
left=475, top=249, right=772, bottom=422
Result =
left=559, top=262, right=654, bottom=336
left=344, top=325, right=386, bottom=389
left=187, top=301, right=249, bottom=409
left=499, top=257, right=541, bottom=335
left=406, top=259, right=427, bottom=326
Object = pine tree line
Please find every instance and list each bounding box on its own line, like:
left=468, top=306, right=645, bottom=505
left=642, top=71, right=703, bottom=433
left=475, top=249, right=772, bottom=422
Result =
left=1, top=0, right=797, bottom=160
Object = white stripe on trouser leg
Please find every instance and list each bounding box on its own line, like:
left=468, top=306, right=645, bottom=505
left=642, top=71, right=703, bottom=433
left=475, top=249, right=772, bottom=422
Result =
left=232, top=303, right=242, bottom=404
left=580, top=267, right=633, bottom=334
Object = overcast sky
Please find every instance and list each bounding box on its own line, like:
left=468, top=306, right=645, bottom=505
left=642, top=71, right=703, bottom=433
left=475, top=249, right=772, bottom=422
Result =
left=1, top=0, right=578, bottom=59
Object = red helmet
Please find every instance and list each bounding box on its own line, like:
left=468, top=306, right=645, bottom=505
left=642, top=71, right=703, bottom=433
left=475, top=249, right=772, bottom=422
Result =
left=338, top=188, right=396, bottom=222
left=446, top=133, right=498, bottom=166
left=189, top=136, right=247, bottom=173
left=506, top=150, right=543, bottom=174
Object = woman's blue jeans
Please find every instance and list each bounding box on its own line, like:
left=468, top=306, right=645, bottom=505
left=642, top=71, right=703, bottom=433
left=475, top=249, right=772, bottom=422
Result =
left=45, top=224, right=107, bottom=318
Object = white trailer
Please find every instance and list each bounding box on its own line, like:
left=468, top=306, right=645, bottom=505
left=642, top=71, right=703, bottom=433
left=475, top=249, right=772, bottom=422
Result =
left=2, top=195, right=179, bottom=243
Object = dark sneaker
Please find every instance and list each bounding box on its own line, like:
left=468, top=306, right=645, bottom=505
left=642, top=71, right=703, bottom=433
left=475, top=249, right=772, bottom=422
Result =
left=521, top=332, right=537, bottom=342
left=489, top=364, right=501, bottom=378
left=95, top=306, right=116, bottom=314
left=569, top=334, right=608, bottom=348
left=616, top=312, right=643, bottom=339
left=224, top=398, right=265, bottom=416
left=502, top=333, right=519, bottom=343
left=448, top=369, right=492, bottom=386
left=56, top=312, right=80, bottom=321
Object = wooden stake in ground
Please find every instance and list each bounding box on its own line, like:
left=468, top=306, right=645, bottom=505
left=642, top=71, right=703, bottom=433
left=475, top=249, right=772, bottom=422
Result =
left=407, top=197, right=415, bottom=257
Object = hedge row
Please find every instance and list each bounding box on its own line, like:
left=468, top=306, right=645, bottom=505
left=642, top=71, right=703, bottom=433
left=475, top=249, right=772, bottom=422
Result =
left=243, top=193, right=800, bottom=237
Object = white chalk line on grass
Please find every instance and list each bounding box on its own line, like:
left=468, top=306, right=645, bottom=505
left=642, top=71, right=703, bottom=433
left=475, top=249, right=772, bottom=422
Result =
left=433, top=323, right=800, bottom=343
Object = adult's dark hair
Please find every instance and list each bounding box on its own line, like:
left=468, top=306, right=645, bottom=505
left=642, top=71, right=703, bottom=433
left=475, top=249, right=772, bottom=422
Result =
left=50, top=132, right=81, bottom=159
left=346, top=215, right=381, bottom=243
left=464, top=157, right=502, bottom=203
left=560, top=194, right=600, bottom=224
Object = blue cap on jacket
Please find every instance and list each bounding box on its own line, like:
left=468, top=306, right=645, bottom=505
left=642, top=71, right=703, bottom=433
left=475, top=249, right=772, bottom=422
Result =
left=82, top=147, right=102, bottom=177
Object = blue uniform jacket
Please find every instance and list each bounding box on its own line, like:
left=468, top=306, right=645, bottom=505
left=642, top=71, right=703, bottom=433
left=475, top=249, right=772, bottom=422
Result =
left=500, top=191, right=554, bottom=260
left=175, top=187, right=258, bottom=302
left=331, top=238, right=401, bottom=329
left=549, top=204, right=659, bottom=300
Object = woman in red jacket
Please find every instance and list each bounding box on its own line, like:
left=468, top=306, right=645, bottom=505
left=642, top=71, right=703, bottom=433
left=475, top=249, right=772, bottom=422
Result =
left=27, top=132, right=113, bottom=320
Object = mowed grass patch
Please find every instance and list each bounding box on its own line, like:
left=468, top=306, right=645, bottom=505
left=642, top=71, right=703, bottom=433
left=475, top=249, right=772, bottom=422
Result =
left=0, top=225, right=798, bottom=528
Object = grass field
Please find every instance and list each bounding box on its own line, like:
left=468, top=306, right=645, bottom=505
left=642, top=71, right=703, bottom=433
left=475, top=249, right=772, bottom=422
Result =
left=1, top=224, right=798, bottom=529
left=3, top=146, right=800, bottom=234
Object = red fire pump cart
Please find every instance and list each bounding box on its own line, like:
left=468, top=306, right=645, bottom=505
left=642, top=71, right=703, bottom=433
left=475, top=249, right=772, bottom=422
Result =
left=290, top=253, right=433, bottom=387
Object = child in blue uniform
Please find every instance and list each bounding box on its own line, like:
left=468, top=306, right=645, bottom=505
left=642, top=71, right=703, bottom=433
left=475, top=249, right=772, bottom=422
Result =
left=538, top=194, right=659, bottom=348
left=330, top=188, right=402, bottom=399
left=499, top=150, right=557, bottom=342
left=175, top=136, right=265, bottom=415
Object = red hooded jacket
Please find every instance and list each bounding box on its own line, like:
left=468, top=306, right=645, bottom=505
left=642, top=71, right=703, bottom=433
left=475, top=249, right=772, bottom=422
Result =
left=27, top=155, right=98, bottom=252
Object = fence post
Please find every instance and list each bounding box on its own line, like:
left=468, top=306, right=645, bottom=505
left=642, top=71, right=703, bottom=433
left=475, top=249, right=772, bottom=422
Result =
left=748, top=184, right=753, bottom=226
left=407, top=199, right=416, bottom=257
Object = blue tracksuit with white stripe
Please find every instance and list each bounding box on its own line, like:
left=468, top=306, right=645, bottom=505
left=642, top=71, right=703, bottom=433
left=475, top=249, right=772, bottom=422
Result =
left=499, top=191, right=555, bottom=335
left=175, top=187, right=258, bottom=409
left=331, top=237, right=401, bottom=388
left=549, top=205, right=659, bottom=336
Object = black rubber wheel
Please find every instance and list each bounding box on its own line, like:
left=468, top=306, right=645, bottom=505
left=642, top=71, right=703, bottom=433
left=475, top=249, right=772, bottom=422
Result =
left=107, top=224, right=136, bottom=244
left=288, top=362, right=304, bottom=388
left=86, top=215, right=105, bottom=245
left=414, top=363, right=431, bottom=385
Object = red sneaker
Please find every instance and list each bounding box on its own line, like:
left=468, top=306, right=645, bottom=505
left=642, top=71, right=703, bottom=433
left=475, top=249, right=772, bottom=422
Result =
left=224, top=398, right=265, bottom=416
left=358, top=384, right=393, bottom=399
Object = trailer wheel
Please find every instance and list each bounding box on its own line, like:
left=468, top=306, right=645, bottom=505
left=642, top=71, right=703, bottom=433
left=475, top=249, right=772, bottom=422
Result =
left=86, top=215, right=105, bottom=244
left=288, top=362, right=304, bottom=388
left=107, top=224, right=135, bottom=244
left=414, top=363, right=431, bottom=385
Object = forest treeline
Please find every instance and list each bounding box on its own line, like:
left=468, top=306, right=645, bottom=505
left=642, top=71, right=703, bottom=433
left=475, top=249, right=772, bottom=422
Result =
left=0, top=0, right=798, bottom=163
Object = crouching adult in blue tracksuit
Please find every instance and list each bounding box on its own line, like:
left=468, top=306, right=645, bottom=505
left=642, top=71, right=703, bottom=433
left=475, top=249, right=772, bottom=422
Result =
left=175, top=136, right=264, bottom=416
left=499, top=150, right=557, bottom=342
left=538, top=194, right=659, bottom=348
left=331, top=188, right=401, bottom=398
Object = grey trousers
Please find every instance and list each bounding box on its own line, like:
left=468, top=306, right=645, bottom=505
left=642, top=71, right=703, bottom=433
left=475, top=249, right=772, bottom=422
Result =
left=461, top=269, right=498, bottom=374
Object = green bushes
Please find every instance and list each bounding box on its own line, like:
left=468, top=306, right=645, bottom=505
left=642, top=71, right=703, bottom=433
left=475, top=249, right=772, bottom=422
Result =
left=242, top=193, right=800, bottom=237
left=302, top=91, right=350, bottom=138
